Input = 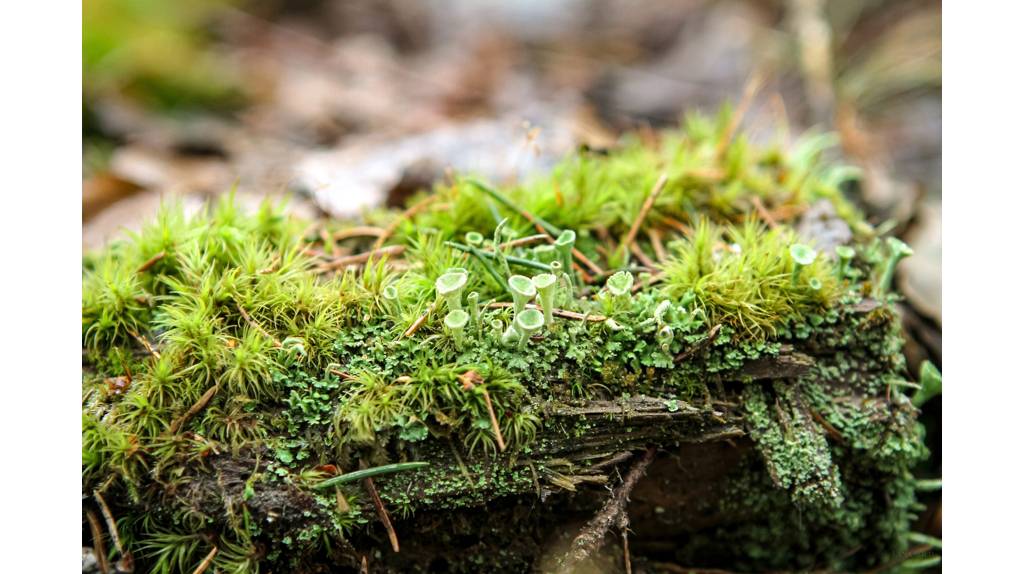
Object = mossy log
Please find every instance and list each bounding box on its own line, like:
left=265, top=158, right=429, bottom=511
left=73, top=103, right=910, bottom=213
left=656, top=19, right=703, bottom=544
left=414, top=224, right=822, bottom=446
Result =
left=82, top=111, right=931, bottom=573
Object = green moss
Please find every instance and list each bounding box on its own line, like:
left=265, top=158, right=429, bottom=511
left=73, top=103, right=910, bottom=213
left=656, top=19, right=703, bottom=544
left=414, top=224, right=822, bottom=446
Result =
left=81, top=110, right=928, bottom=572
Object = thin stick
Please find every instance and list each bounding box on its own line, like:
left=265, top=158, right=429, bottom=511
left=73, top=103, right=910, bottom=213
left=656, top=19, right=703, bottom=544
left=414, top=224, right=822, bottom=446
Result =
left=496, top=233, right=550, bottom=250
left=624, top=173, right=669, bottom=248
left=137, top=251, right=165, bottom=273
left=364, top=476, right=400, bottom=552
left=127, top=328, right=160, bottom=359
left=94, top=490, right=126, bottom=558
left=236, top=303, right=282, bottom=347
left=486, top=302, right=606, bottom=322
left=403, top=302, right=435, bottom=338
left=333, top=226, right=386, bottom=241
left=647, top=228, right=668, bottom=262
left=632, top=272, right=663, bottom=294
left=86, top=508, right=110, bottom=574
left=558, top=447, right=656, bottom=573
left=715, top=72, right=765, bottom=161
left=169, top=383, right=220, bottom=434
left=628, top=243, right=657, bottom=269
left=619, top=512, right=633, bottom=574
left=659, top=215, right=693, bottom=237
left=373, top=194, right=440, bottom=251
left=572, top=247, right=604, bottom=277
left=191, top=546, right=219, bottom=574
left=750, top=196, right=778, bottom=229
left=480, top=388, right=506, bottom=452
left=319, top=245, right=405, bottom=272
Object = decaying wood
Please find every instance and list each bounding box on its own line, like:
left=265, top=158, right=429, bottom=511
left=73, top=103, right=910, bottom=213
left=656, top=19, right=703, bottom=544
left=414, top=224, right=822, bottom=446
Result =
left=736, top=346, right=815, bottom=379
left=558, top=447, right=656, bottom=572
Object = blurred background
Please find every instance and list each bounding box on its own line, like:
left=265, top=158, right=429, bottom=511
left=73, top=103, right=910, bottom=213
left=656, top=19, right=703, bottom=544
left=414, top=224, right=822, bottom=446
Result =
left=83, top=0, right=940, bottom=533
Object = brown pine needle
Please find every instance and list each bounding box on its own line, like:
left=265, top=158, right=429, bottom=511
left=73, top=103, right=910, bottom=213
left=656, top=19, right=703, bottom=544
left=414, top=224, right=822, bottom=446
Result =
left=137, top=251, right=165, bottom=273
left=496, top=233, right=550, bottom=250
left=628, top=242, right=657, bottom=269
left=632, top=272, right=663, bottom=294
left=647, top=228, right=668, bottom=262
left=333, top=226, right=387, bottom=241
left=481, top=388, right=506, bottom=452
left=624, top=173, right=668, bottom=248
left=568, top=247, right=600, bottom=277
left=236, top=303, right=282, bottom=347
left=403, top=302, right=435, bottom=338
left=318, top=245, right=405, bottom=272
left=94, top=490, right=126, bottom=558
left=715, top=72, right=765, bottom=160
left=485, top=302, right=606, bottom=322
left=363, top=475, right=400, bottom=552
left=458, top=371, right=506, bottom=452
left=86, top=508, right=110, bottom=574
left=127, top=328, right=160, bottom=359
left=373, top=194, right=440, bottom=251
left=169, top=383, right=220, bottom=434
left=750, top=196, right=778, bottom=229
left=659, top=215, right=693, bottom=237
left=192, top=546, right=219, bottom=574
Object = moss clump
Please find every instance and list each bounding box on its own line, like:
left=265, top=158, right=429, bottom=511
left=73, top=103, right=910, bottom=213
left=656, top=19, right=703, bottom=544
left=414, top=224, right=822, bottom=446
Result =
left=82, top=108, right=929, bottom=572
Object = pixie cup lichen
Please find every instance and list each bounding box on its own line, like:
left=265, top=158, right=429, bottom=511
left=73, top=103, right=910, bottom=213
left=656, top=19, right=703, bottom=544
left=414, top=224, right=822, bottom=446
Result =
left=508, top=275, right=537, bottom=314
left=606, top=270, right=634, bottom=298
left=656, top=324, right=674, bottom=352
left=534, top=244, right=557, bottom=264
left=876, top=237, right=914, bottom=296
left=465, top=231, right=484, bottom=248
left=531, top=273, right=557, bottom=326
left=444, top=309, right=470, bottom=350
left=514, top=308, right=545, bottom=350
left=834, top=245, right=855, bottom=279
left=436, top=270, right=469, bottom=312
left=467, top=291, right=481, bottom=332
left=554, top=229, right=576, bottom=280
left=789, top=243, right=817, bottom=285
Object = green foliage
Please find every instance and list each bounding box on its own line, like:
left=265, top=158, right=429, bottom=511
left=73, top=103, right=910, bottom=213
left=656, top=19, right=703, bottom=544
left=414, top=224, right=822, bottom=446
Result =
left=659, top=218, right=840, bottom=339
left=84, top=0, right=244, bottom=111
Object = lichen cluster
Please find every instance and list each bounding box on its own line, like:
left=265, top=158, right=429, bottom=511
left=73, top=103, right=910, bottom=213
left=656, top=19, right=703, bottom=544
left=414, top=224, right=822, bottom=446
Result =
left=82, top=108, right=931, bottom=572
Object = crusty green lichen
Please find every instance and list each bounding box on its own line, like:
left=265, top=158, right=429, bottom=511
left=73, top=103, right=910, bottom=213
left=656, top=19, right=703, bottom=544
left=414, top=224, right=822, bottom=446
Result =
left=82, top=108, right=930, bottom=573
